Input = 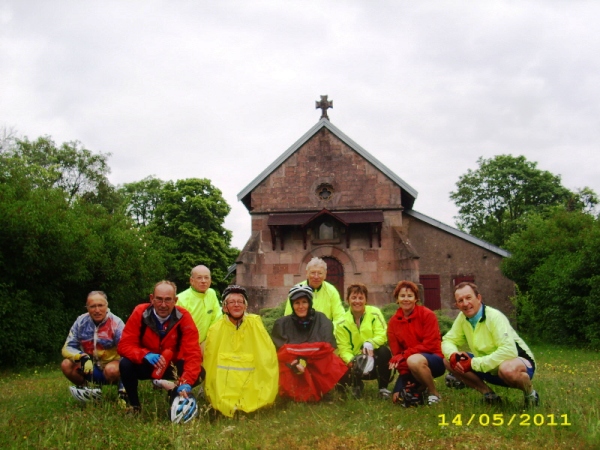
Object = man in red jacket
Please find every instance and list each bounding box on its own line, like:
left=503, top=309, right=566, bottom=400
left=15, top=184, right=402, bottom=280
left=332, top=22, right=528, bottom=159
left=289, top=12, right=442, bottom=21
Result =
left=118, top=280, right=203, bottom=413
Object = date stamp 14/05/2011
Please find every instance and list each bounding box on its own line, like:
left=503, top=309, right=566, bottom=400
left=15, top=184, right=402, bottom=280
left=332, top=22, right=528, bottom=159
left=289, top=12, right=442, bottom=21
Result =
left=438, top=414, right=571, bottom=427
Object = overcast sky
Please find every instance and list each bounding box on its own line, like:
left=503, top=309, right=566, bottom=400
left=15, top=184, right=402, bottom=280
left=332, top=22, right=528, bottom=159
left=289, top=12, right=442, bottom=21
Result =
left=2, top=1, right=599, bottom=249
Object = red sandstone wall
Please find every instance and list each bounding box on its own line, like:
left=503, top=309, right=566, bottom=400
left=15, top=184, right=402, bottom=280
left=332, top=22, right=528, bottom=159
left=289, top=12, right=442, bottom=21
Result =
left=236, top=210, right=419, bottom=310
left=249, top=128, right=402, bottom=212
left=403, top=216, right=515, bottom=314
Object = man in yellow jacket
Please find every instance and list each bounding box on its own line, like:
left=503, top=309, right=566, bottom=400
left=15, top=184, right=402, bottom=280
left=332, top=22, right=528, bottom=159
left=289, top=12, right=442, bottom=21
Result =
left=177, top=265, right=222, bottom=346
left=204, top=285, right=278, bottom=417
left=442, top=282, right=538, bottom=406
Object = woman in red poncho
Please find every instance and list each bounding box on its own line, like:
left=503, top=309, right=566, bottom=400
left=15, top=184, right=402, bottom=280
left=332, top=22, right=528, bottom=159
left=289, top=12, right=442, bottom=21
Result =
left=271, top=284, right=347, bottom=402
left=387, top=280, right=445, bottom=406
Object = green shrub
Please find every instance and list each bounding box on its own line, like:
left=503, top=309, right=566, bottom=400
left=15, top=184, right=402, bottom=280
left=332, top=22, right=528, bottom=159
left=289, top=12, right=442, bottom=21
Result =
left=260, top=301, right=286, bottom=334
left=435, top=310, right=455, bottom=336
left=503, top=208, right=600, bottom=348
left=379, top=303, right=398, bottom=322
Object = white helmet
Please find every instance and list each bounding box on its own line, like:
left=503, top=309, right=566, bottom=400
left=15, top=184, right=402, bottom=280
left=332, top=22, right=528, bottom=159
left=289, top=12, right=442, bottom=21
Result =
left=351, top=354, right=369, bottom=377
left=69, top=385, right=102, bottom=402
left=288, top=284, right=314, bottom=312
left=170, top=393, right=199, bottom=424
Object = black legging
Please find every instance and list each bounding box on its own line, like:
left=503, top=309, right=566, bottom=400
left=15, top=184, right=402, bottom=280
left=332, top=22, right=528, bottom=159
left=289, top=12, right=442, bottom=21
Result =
left=340, top=345, right=392, bottom=390
left=119, top=357, right=203, bottom=407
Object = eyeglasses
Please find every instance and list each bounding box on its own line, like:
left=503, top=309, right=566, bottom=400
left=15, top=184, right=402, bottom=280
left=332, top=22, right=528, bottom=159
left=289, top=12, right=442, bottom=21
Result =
left=154, top=298, right=175, bottom=305
left=227, top=300, right=245, bottom=306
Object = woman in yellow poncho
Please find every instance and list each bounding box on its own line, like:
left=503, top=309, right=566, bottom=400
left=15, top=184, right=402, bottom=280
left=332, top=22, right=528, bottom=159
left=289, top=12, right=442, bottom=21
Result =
left=204, top=285, right=278, bottom=417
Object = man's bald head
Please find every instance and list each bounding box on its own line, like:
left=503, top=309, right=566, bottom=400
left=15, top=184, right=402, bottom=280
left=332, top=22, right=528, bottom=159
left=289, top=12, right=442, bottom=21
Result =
left=190, top=265, right=212, bottom=293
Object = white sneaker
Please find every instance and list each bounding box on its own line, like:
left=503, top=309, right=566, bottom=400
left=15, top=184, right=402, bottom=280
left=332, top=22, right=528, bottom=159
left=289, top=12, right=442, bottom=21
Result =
left=379, top=388, right=392, bottom=400
left=428, top=394, right=441, bottom=405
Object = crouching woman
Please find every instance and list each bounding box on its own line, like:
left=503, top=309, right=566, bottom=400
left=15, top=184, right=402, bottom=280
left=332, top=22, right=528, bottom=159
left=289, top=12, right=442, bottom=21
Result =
left=334, top=283, right=392, bottom=399
left=271, top=284, right=347, bottom=402
left=387, top=280, right=445, bottom=406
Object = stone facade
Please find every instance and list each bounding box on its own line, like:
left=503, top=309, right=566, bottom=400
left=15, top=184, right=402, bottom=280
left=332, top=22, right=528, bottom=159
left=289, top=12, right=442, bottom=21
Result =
left=402, top=212, right=515, bottom=313
left=248, top=128, right=402, bottom=212
left=236, top=119, right=514, bottom=314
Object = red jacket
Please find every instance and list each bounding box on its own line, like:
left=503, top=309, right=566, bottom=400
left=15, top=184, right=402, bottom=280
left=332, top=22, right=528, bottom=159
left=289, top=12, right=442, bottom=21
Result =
left=277, top=342, right=347, bottom=402
left=387, top=305, right=443, bottom=361
left=118, top=303, right=202, bottom=386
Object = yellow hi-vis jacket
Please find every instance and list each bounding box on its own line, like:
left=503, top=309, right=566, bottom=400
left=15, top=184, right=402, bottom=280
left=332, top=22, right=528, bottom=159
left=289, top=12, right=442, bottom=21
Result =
left=442, top=304, right=535, bottom=374
left=177, top=287, right=222, bottom=344
left=334, top=305, right=388, bottom=364
left=204, top=314, right=278, bottom=417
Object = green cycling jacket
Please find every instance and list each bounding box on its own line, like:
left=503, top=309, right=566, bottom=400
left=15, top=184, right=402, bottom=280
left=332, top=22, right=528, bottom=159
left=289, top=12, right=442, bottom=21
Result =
left=334, top=305, right=388, bottom=364
left=442, top=304, right=535, bottom=374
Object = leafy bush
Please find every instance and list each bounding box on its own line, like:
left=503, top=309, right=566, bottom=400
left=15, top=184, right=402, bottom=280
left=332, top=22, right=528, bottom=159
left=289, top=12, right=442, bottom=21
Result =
left=503, top=208, right=600, bottom=348
left=435, top=310, right=455, bottom=336
left=379, top=303, right=399, bottom=322
left=260, top=301, right=286, bottom=334
left=0, top=141, right=166, bottom=367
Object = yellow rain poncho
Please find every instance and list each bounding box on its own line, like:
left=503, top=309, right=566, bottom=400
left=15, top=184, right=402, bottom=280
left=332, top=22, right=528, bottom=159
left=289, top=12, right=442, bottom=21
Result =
left=204, top=314, right=278, bottom=417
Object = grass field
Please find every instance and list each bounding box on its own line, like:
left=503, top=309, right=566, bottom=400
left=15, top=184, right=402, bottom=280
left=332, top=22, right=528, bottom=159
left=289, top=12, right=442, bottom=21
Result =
left=1, top=343, right=598, bottom=450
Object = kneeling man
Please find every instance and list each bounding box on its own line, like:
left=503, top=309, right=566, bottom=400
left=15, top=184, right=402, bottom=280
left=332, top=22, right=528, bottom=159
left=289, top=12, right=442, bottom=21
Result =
left=61, top=291, right=125, bottom=402
left=118, top=281, right=202, bottom=416
left=442, top=282, right=538, bottom=406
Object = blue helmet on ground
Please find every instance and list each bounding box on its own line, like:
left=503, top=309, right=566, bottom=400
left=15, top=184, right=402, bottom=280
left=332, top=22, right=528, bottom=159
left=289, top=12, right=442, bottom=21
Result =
left=170, top=393, right=199, bottom=424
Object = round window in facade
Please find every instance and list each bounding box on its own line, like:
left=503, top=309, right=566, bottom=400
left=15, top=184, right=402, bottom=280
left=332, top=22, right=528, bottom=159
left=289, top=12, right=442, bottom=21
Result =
left=317, top=183, right=334, bottom=201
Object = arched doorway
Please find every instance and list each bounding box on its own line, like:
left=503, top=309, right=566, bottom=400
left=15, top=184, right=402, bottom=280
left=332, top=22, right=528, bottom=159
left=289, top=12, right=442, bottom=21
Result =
left=323, top=257, right=344, bottom=298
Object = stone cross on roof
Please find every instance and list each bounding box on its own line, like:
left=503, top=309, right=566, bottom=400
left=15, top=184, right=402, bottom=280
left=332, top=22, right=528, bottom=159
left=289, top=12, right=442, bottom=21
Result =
left=315, top=95, right=333, bottom=120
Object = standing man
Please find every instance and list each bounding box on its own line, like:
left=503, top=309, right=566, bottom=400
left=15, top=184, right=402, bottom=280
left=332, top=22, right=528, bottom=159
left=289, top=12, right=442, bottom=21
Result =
left=442, top=282, right=538, bottom=406
left=61, top=291, right=125, bottom=402
left=284, top=257, right=345, bottom=323
left=118, top=281, right=203, bottom=416
left=177, top=265, right=222, bottom=346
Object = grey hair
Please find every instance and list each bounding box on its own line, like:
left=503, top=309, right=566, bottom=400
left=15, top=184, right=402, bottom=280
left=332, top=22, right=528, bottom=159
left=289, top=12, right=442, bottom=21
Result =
left=306, top=257, right=327, bottom=272
left=87, top=291, right=108, bottom=305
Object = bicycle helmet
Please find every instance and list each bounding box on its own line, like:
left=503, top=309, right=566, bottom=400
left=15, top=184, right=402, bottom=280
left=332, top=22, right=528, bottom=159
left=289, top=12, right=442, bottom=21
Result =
left=69, top=385, right=102, bottom=402
left=288, top=284, right=314, bottom=309
left=222, top=285, right=248, bottom=303
left=170, top=393, right=199, bottom=424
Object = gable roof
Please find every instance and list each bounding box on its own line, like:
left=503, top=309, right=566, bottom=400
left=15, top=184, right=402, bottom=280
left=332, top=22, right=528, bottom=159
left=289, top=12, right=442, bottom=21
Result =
left=237, top=118, right=418, bottom=210
left=404, top=209, right=511, bottom=257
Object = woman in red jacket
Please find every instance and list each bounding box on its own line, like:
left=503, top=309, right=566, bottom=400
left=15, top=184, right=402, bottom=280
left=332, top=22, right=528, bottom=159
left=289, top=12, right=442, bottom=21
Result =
left=387, top=280, right=444, bottom=406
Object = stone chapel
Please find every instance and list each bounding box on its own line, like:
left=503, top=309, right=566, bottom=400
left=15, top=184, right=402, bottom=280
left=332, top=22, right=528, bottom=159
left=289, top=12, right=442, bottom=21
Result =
left=233, top=97, right=514, bottom=313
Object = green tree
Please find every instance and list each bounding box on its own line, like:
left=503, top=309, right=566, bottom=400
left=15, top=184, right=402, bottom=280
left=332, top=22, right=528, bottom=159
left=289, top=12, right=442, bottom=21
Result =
left=0, top=140, right=166, bottom=367
left=119, top=176, right=165, bottom=227
left=150, top=178, right=239, bottom=292
left=450, top=155, right=573, bottom=247
left=12, top=136, right=111, bottom=204
left=502, top=208, right=600, bottom=347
